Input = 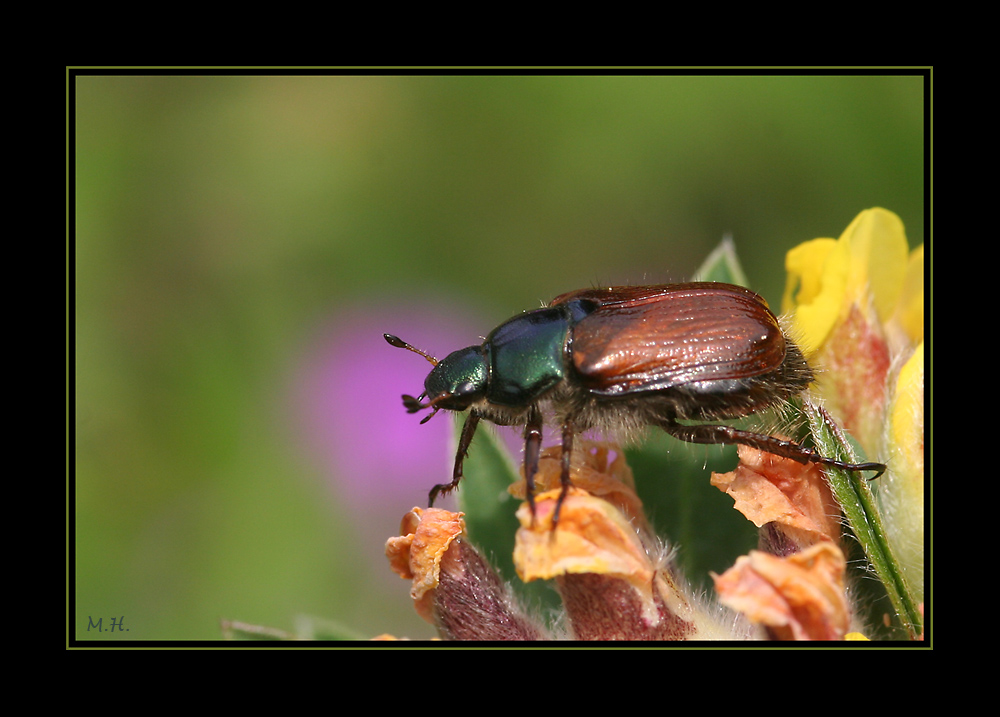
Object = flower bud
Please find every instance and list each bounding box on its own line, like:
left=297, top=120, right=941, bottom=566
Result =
left=386, top=507, right=546, bottom=640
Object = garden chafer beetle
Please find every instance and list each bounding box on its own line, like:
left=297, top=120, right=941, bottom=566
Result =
left=385, top=282, right=885, bottom=523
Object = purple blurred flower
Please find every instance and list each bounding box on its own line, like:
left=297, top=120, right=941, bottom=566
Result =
left=291, top=299, right=486, bottom=519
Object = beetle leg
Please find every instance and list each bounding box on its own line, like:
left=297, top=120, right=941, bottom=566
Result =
left=655, top=419, right=886, bottom=478
left=428, top=411, right=481, bottom=506
left=553, top=416, right=576, bottom=529
left=523, top=406, right=543, bottom=520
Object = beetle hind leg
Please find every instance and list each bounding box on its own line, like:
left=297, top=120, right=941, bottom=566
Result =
left=654, top=419, right=886, bottom=478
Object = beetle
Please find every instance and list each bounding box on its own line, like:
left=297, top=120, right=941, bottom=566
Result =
left=385, top=282, right=885, bottom=524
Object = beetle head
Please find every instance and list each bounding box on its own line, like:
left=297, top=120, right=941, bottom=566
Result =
left=421, top=346, right=488, bottom=412
left=385, top=334, right=489, bottom=423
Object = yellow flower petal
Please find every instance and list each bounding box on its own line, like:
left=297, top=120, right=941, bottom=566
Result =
left=892, top=244, right=925, bottom=344
left=881, top=341, right=925, bottom=601
left=890, top=341, right=925, bottom=476
left=783, top=237, right=838, bottom=309
left=839, top=207, right=910, bottom=324
left=782, top=208, right=912, bottom=358
left=783, top=237, right=845, bottom=356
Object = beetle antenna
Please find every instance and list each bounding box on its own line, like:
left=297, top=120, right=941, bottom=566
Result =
left=401, top=393, right=445, bottom=424
left=384, top=333, right=438, bottom=366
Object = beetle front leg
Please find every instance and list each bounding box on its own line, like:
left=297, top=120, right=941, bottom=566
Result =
left=428, top=411, right=481, bottom=506
left=522, top=406, right=543, bottom=519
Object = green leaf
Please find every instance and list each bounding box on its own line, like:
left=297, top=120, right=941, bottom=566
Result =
left=220, top=619, right=294, bottom=640
left=803, top=401, right=923, bottom=639
left=693, top=235, right=750, bottom=286
left=453, top=416, right=522, bottom=582
left=220, top=616, right=366, bottom=641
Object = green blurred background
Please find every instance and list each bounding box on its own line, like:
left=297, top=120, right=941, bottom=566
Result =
left=73, top=73, right=924, bottom=641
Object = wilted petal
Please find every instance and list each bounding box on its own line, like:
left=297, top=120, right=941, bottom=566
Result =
left=514, top=489, right=653, bottom=591
left=515, top=488, right=697, bottom=639
left=711, top=444, right=842, bottom=553
left=509, top=440, right=648, bottom=531
left=713, top=543, right=851, bottom=641
left=515, top=485, right=749, bottom=640
left=385, top=507, right=466, bottom=622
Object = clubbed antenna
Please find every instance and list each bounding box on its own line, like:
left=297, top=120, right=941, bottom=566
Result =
left=384, top=333, right=438, bottom=366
